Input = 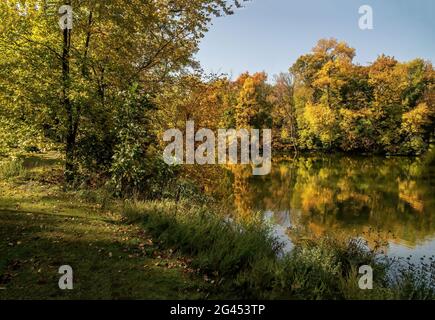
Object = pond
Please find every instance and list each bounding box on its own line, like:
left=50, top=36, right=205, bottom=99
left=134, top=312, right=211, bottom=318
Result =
left=211, top=149, right=435, bottom=261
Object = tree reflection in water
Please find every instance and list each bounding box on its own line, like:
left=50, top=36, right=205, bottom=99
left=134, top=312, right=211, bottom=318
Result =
left=191, top=149, right=435, bottom=259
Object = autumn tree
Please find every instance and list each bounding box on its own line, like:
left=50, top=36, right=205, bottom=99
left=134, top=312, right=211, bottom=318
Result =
left=290, top=38, right=434, bottom=154
left=268, top=73, right=297, bottom=150
left=0, top=0, right=245, bottom=186
left=235, top=72, right=272, bottom=129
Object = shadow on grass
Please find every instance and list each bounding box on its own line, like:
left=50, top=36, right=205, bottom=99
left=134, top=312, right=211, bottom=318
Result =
left=0, top=209, right=207, bottom=300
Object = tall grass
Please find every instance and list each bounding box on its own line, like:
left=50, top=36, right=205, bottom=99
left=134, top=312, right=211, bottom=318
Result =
left=122, top=200, right=435, bottom=300
left=0, top=158, right=26, bottom=179
left=123, top=200, right=281, bottom=278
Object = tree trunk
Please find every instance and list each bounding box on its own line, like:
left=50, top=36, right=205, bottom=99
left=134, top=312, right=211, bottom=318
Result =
left=62, top=26, right=75, bottom=185
left=63, top=9, right=93, bottom=186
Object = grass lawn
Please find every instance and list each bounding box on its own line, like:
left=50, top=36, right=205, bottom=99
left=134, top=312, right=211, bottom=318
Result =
left=0, top=154, right=209, bottom=300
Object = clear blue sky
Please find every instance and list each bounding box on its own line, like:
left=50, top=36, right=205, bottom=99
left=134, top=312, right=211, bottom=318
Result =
left=197, top=0, right=435, bottom=79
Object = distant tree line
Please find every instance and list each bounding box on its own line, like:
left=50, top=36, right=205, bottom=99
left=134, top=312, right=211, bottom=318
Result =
left=177, top=39, right=434, bottom=156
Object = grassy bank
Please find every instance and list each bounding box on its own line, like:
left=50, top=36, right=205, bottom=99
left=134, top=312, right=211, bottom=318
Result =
left=1, top=154, right=434, bottom=300
left=123, top=200, right=435, bottom=300
left=0, top=155, right=210, bottom=299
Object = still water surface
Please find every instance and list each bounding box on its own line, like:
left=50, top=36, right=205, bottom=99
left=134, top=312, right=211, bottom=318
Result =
left=218, top=152, right=435, bottom=260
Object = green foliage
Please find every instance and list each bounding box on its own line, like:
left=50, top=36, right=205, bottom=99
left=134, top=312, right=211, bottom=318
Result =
left=109, top=85, right=194, bottom=199
left=110, top=87, right=155, bottom=196
left=0, top=0, right=242, bottom=183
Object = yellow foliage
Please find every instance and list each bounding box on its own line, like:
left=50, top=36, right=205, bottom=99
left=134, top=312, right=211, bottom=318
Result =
left=303, top=103, right=338, bottom=145
left=402, top=103, right=432, bottom=135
